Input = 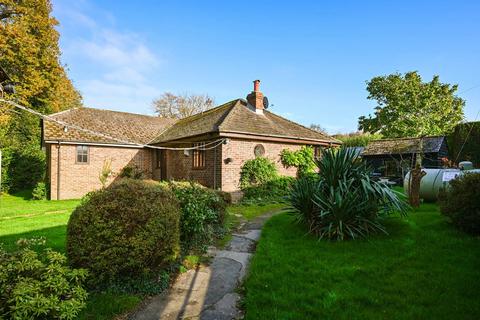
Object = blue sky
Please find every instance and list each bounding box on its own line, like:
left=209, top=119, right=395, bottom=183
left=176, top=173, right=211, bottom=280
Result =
left=52, top=0, right=480, bottom=133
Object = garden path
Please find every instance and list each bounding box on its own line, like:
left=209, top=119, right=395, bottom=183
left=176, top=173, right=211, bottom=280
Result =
left=129, top=210, right=280, bottom=320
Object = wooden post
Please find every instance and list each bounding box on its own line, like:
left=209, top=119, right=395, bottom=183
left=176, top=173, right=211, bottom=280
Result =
left=408, top=137, right=426, bottom=208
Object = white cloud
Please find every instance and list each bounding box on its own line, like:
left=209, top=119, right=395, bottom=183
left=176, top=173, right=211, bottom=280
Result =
left=54, top=0, right=162, bottom=113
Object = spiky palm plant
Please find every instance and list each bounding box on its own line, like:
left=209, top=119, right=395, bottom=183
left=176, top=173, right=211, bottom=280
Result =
left=289, top=147, right=408, bottom=240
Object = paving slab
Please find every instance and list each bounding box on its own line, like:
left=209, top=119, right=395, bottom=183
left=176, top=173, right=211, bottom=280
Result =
left=129, top=208, right=282, bottom=320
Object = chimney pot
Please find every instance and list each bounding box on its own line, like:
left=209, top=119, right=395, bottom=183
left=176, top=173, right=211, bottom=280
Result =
left=246, top=79, right=264, bottom=113
left=253, top=79, right=260, bottom=92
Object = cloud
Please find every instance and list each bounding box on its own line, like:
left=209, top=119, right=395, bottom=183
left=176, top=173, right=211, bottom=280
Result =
left=53, top=0, right=162, bottom=113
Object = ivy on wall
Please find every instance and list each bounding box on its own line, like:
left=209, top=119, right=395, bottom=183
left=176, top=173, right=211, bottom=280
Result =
left=280, top=146, right=316, bottom=177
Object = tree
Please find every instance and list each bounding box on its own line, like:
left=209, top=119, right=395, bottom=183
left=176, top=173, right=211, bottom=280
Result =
left=152, top=92, right=214, bottom=119
left=0, top=0, right=82, bottom=192
left=333, top=131, right=382, bottom=147
left=309, top=124, right=328, bottom=134
left=358, top=71, right=464, bottom=138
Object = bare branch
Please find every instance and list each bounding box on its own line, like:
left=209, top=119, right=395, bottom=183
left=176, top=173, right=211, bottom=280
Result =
left=152, top=92, right=215, bottom=119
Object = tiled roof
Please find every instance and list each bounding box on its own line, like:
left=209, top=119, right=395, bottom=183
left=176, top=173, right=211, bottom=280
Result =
left=44, top=100, right=340, bottom=146
left=153, top=99, right=339, bottom=144
left=43, top=107, right=176, bottom=145
left=361, top=136, right=445, bottom=156
left=152, top=100, right=237, bottom=143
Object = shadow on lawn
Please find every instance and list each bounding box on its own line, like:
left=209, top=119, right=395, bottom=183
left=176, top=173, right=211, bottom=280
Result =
left=0, top=225, right=67, bottom=252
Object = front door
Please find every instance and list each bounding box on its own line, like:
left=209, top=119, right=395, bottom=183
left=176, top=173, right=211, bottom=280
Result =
left=156, top=149, right=167, bottom=180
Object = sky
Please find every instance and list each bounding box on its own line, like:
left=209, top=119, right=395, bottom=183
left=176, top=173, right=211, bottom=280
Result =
left=52, top=0, right=480, bottom=134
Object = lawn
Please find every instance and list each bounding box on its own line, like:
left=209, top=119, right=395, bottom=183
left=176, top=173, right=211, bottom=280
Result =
left=0, top=191, right=80, bottom=251
left=0, top=191, right=140, bottom=320
left=227, top=202, right=287, bottom=220
left=0, top=191, right=284, bottom=319
left=244, top=202, right=480, bottom=319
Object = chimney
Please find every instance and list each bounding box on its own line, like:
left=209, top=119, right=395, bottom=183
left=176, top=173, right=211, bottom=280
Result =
left=246, top=80, right=264, bottom=114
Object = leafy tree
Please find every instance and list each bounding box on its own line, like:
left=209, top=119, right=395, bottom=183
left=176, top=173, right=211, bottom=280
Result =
left=358, top=71, right=464, bottom=138
left=0, top=0, right=81, bottom=192
left=152, top=92, right=214, bottom=119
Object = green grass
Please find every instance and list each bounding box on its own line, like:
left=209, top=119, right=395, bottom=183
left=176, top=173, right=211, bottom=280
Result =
left=227, top=202, right=287, bottom=220
left=0, top=191, right=141, bottom=319
left=0, top=190, right=80, bottom=218
left=0, top=191, right=80, bottom=251
left=244, top=203, right=480, bottom=319
left=77, top=292, right=142, bottom=320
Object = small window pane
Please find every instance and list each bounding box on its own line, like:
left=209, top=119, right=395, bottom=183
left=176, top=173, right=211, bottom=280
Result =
left=193, top=143, right=206, bottom=168
left=76, top=145, right=88, bottom=163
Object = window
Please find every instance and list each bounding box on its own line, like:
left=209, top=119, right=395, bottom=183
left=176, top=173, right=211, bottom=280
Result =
left=314, top=146, right=322, bottom=160
left=192, top=143, right=206, bottom=169
left=156, top=149, right=162, bottom=168
left=76, top=145, right=88, bottom=163
left=254, top=144, right=265, bottom=158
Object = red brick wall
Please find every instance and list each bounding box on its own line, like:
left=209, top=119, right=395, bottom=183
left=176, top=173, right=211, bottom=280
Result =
left=220, top=139, right=302, bottom=192
left=163, top=147, right=221, bottom=189
left=47, top=139, right=315, bottom=200
left=48, top=143, right=152, bottom=200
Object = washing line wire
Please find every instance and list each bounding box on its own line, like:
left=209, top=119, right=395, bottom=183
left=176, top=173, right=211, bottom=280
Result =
left=0, top=98, right=226, bottom=151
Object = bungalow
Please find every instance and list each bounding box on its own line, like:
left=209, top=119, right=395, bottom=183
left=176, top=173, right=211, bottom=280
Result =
left=361, top=136, right=449, bottom=179
left=43, top=80, right=340, bottom=200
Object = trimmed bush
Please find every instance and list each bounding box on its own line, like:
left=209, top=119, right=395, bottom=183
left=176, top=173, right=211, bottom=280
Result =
left=242, top=176, right=295, bottom=204
left=289, top=148, right=408, bottom=240
left=66, top=179, right=181, bottom=287
left=240, top=157, right=278, bottom=189
left=160, top=181, right=226, bottom=252
left=0, top=239, right=88, bottom=319
left=119, top=165, right=144, bottom=179
left=32, top=181, right=48, bottom=200
left=439, top=173, right=480, bottom=235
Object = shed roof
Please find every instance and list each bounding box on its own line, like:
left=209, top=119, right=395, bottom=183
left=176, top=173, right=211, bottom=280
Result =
left=361, top=136, right=446, bottom=156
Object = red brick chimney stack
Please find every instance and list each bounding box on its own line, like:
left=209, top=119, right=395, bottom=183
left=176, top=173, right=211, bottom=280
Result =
left=247, top=79, right=264, bottom=113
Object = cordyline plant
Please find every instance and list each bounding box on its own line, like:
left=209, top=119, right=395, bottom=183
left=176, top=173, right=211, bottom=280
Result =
left=288, top=147, right=408, bottom=240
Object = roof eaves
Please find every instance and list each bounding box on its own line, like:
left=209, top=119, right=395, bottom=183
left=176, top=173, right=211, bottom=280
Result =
left=264, top=110, right=342, bottom=143
left=219, top=130, right=341, bottom=144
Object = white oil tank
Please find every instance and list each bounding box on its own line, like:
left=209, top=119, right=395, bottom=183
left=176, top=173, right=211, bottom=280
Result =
left=404, top=167, right=480, bottom=202
left=404, top=168, right=460, bottom=202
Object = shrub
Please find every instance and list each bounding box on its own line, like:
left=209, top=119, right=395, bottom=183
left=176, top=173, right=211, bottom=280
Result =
left=66, top=179, right=181, bottom=287
left=289, top=148, right=407, bottom=240
left=332, top=131, right=382, bottom=147
left=242, top=176, right=295, bottom=204
left=119, top=165, right=144, bottom=179
left=31, top=181, right=48, bottom=200
left=438, top=173, right=480, bottom=235
left=240, top=157, right=278, bottom=189
left=2, top=145, right=45, bottom=193
left=0, top=239, right=88, bottom=320
left=280, top=146, right=316, bottom=177
left=160, top=181, right=226, bottom=252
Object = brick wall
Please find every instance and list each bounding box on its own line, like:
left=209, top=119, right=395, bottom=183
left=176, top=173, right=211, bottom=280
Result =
left=48, top=143, right=152, bottom=200
left=220, top=139, right=302, bottom=192
left=47, top=139, right=314, bottom=200
left=164, top=146, right=221, bottom=189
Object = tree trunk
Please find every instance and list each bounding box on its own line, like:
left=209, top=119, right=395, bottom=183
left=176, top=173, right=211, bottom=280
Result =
left=408, top=137, right=426, bottom=208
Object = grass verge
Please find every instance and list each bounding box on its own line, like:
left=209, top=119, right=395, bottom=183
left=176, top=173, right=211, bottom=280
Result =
left=243, top=203, right=480, bottom=319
